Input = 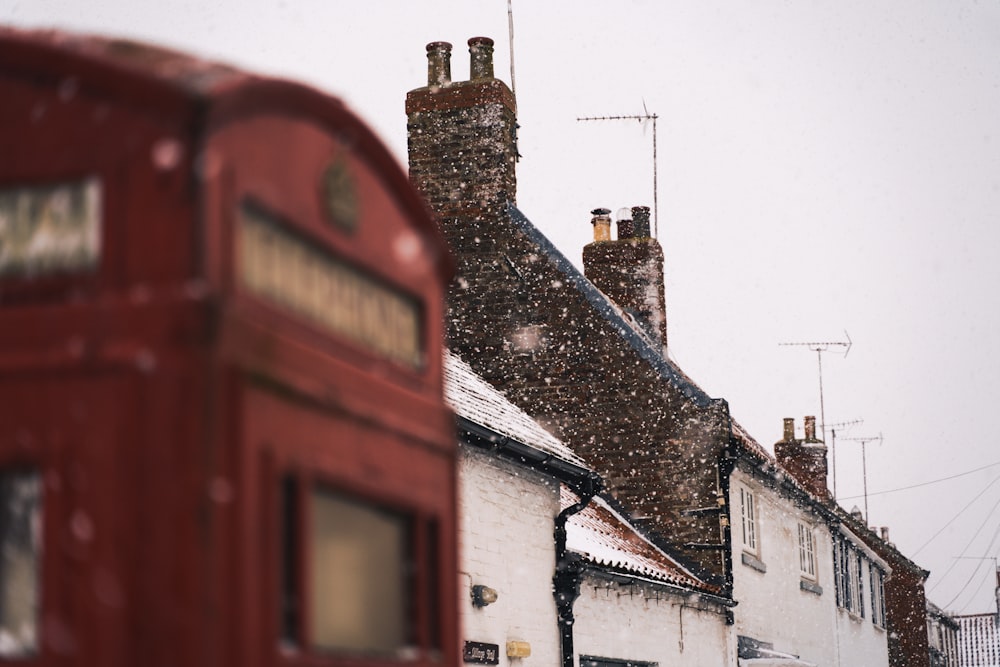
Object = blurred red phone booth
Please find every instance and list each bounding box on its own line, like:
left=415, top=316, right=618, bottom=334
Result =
left=0, top=28, right=457, bottom=667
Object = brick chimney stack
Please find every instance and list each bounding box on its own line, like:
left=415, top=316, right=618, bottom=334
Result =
left=582, top=205, right=668, bottom=349
left=774, top=416, right=830, bottom=498
left=406, top=37, right=518, bottom=239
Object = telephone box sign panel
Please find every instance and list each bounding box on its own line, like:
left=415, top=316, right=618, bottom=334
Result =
left=239, top=204, right=423, bottom=369
left=0, top=179, right=101, bottom=278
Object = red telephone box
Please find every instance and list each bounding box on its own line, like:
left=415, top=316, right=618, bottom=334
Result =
left=0, top=28, right=457, bottom=667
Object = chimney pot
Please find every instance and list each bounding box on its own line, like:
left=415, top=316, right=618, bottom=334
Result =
left=468, top=36, right=495, bottom=80
left=590, top=208, right=612, bottom=242
left=804, top=416, right=818, bottom=442
left=783, top=418, right=796, bottom=442
left=631, top=206, right=651, bottom=237
left=426, top=41, right=452, bottom=87
left=616, top=207, right=634, bottom=239
left=880, top=526, right=890, bottom=542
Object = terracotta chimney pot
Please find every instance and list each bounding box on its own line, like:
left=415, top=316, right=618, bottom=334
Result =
left=590, top=208, right=612, bottom=242
left=426, top=41, right=452, bottom=87
left=468, top=37, right=495, bottom=80
left=783, top=417, right=795, bottom=442
left=804, top=415, right=818, bottom=442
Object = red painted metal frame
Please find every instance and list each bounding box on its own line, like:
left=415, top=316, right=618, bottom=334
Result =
left=0, top=28, right=457, bottom=667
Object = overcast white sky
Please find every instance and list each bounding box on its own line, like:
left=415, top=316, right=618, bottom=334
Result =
left=5, top=0, right=1000, bottom=615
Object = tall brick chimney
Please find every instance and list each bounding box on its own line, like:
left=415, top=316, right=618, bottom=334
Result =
left=582, top=205, right=668, bottom=349
left=774, top=416, right=830, bottom=498
left=406, top=37, right=518, bottom=237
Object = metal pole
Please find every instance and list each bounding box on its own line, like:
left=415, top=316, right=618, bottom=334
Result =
left=652, top=114, right=658, bottom=239
left=831, top=427, right=838, bottom=499
left=816, top=348, right=827, bottom=445
left=507, top=0, right=517, bottom=99
left=861, top=439, right=869, bottom=522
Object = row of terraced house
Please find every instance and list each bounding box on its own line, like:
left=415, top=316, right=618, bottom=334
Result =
left=409, top=36, right=953, bottom=667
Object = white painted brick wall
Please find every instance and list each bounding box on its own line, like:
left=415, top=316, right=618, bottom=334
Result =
left=730, top=468, right=889, bottom=667
left=573, top=577, right=734, bottom=667
left=458, top=446, right=562, bottom=667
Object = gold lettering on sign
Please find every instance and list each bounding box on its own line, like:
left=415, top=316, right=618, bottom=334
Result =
left=238, top=205, right=423, bottom=369
left=0, top=179, right=101, bottom=278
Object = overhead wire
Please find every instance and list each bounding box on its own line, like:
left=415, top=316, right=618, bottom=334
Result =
left=837, top=459, right=1000, bottom=500
left=913, top=472, right=1000, bottom=557
left=955, top=554, right=1000, bottom=614
left=931, top=488, right=1000, bottom=602
left=941, top=518, right=1000, bottom=611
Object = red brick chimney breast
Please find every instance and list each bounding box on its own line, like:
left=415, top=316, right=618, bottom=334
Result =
left=774, top=416, right=830, bottom=498
left=583, top=206, right=667, bottom=349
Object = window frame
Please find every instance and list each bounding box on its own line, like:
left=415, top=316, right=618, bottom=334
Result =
left=737, top=485, right=759, bottom=556
left=276, top=469, right=443, bottom=664
left=797, top=523, right=817, bottom=580
left=870, top=564, right=886, bottom=628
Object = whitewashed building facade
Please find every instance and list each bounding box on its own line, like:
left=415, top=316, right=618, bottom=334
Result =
left=729, top=417, right=891, bottom=667
left=444, top=351, right=730, bottom=667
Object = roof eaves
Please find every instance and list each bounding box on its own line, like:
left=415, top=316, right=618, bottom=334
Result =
left=457, top=415, right=599, bottom=489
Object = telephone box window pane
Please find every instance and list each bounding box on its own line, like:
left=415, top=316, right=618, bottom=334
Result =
left=0, top=180, right=101, bottom=278
left=0, top=471, right=42, bottom=658
left=310, top=489, right=410, bottom=655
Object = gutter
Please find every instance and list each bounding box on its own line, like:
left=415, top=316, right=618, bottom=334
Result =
left=456, top=415, right=594, bottom=486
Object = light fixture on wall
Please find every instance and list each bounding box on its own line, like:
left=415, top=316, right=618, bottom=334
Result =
left=471, top=584, right=498, bottom=607
left=506, top=641, right=531, bottom=658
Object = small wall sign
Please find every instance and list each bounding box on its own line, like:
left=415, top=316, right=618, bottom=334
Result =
left=463, top=641, right=499, bottom=665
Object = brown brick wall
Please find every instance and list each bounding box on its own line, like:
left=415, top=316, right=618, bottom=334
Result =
left=583, top=237, right=668, bottom=347
left=406, top=73, right=732, bottom=585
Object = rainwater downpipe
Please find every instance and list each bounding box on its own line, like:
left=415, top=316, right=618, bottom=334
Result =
left=716, top=399, right=738, bottom=619
left=554, top=473, right=602, bottom=667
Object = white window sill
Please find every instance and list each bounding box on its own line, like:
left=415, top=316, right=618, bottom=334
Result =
left=799, top=578, right=823, bottom=596
left=741, top=551, right=767, bottom=573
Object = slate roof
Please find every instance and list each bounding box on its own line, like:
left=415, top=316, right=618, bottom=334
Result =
left=508, top=204, right=716, bottom=409
left=443, top=349, right=587, bottom=467
left=562, top=486, right=722, bottom=595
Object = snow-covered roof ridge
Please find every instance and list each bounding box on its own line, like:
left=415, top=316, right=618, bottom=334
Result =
left=562, top=486, right=722, bottom=595
left=731, top=417, right=774, bottom=462
left=444, top=349, right=586, bottom=467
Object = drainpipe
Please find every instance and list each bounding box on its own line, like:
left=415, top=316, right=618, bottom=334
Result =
left=554, top=473, right=603, bottom=667
left=715, top=399, right=737, bottom=610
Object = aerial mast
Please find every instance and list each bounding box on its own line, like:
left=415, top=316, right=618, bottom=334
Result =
left=842, top=433, right=883, bottom=523
left=577, top=107, right=660, bottom=238
left=780, top=331, right=852, bottom=486
left=823, top=418, right=864, bottom=498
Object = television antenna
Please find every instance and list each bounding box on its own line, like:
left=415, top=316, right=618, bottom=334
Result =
left=841, top=433, right=883, bottom=523
left=822, top=418, right=864, bottom=499
left=506, top=0, right=517, bottom=99
left=577, top=103, right=660, bottom=238
left=779, top=330, right=852, bottom=446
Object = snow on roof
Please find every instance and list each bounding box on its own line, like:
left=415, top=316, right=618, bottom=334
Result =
left=561, top=485, right=721, bottom=595
left=731, top=418, right=774, bottom=462
left=444, top=349, right=587, bottom=467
